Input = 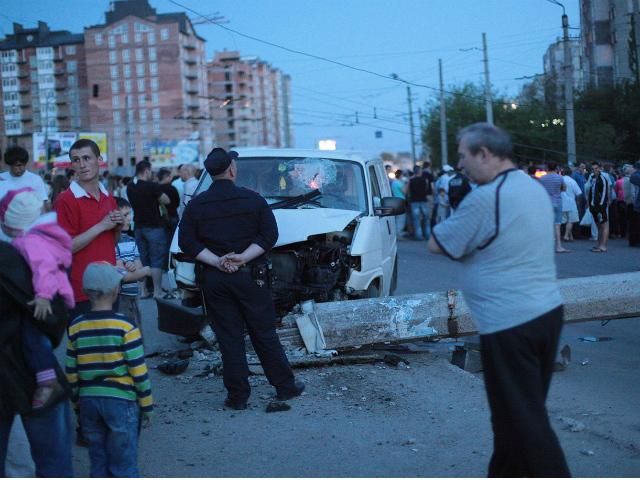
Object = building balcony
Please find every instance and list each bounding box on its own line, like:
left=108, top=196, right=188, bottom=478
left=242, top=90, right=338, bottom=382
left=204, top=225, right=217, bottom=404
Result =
left=53, top=56, right=63, bottom=63
left=183, top=42, right=197, bottom=50
left=186, top=102, right=200, bottom=110
left=185, top=71, right=198, bottom=80
left=54, top=68, right=65, bottom=76
left=186, top=87, right=198, bottom=95
left=185, top=57, right=197, bottom=65
left=17, top=70, right=28, bottom=78
left=18, top=84, right=30, bottom=93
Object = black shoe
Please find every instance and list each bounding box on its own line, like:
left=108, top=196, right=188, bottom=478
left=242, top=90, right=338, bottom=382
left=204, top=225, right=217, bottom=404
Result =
left=224, top=398, right=248, bottom=410
left=276, top=381, right=305, bottom=401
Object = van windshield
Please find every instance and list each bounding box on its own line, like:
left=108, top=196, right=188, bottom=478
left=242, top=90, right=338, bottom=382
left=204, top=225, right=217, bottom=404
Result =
left=196, top=156, right=368, bottom=213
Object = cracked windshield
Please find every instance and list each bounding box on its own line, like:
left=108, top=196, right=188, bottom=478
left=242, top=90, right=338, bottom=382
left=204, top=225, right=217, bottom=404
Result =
left=198, top=157, right=367, bottom=212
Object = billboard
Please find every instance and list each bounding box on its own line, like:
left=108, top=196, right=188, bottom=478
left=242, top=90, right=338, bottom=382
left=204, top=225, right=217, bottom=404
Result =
left=32, top=132, right=108, bottom=168
left=143, top=139, right=199, bottom=168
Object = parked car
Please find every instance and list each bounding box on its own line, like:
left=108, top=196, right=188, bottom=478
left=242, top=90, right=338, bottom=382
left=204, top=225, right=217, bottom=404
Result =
left=157, top=148, right=404, bottom=337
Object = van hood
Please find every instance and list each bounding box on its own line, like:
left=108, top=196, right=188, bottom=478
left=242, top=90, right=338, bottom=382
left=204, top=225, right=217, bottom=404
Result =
left=170, top=208, right=361, bottom=253
left=274, top=208, right=361, bottom=247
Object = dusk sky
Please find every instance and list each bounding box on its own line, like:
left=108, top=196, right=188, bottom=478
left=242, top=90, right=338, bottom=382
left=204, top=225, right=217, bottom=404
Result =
left=0, top=0, right=580, bottom=155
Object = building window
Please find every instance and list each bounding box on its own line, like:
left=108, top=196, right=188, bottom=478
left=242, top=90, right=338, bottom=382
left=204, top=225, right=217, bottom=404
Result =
left=148, top=32, right=155, bottom=45
left=140, top=124, right=148, bottom=136
left=151, top=93, right=159, bottom=105
left=135, top=48, right=144, bottom=61
left=112, top=80, right=119, bottom=93
left=148, top=47, right=156, bottom=61
left=108, top=36, right=116, bottom=48
left=36, top=47, right=53, bottom=58
left=114, top=127, right=122, bottom=137
left=110, top=65, right=119, bottom=79
left=122, top=49, right=130, bottom=62
left=150, top=63, right=158, bottom=75
left=95, top=34, right=103, bottom=46
left=160, top=28, right=169, bottom=40
left=121, top=33, right=129, bottom=44
left=113, top=111, right=121, bottom=124
left=112, top=95, right=120, bottom=108
left=140, top=109, right=147, bottom=121
left=124, top=79, right=132, bottom=93
left=66, top=60, right=77, bottom=73
left=127, top=94, right=135, bottom=107
left=137, top=78, right=145, bottom=91
left=152, top=108, right=160, bottom=120
left=150, top=77, right=159, bottom=91
left=124, top=64, right=131, bottom=78
left=138, top=94, right=146, bottom=106
left=109, top=51, right=117, bottom=64
left=153, top=122, right=161, bottom=135
left=135, top=32, right=142, bottom=43
left=68, top=75, right=77, bottom=87
left=65, top=45, right=76, bottom=55
left=136, top=63, right=145, bottom=77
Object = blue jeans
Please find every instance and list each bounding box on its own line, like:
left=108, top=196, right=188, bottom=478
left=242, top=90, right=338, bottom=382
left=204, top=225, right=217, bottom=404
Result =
left=21, top=319, right=56, bottom=374
left=135, top=227, right=167, bottom=269
left=410, top=201, right=432, bottom=239
left=0, top=401, right=73, bottom=477
left=79, top=397, right=140, bottom=477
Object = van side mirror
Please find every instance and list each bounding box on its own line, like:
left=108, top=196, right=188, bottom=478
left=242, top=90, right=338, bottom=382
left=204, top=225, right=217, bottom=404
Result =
left=375, top=197, right=405, bottom=216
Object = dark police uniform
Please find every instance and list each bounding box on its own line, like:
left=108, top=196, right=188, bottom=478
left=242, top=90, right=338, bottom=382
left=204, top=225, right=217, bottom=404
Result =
left=179, top=149, right=299, bottom=406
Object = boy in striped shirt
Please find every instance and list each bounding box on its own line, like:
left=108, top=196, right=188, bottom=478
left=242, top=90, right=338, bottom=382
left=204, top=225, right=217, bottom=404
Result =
left=66, top=262, right=153, bottom=477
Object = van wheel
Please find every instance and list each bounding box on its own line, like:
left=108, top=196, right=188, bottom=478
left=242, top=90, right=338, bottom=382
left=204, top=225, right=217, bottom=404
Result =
left=365, top=282, right=380, bottom=299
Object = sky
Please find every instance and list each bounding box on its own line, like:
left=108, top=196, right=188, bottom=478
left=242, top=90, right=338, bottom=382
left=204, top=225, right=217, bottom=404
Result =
left=0, top=0, right=580, bottom=156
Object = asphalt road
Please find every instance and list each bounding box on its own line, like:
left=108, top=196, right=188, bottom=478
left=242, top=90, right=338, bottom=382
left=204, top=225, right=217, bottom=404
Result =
left=67, top=237, right=639, bottom=477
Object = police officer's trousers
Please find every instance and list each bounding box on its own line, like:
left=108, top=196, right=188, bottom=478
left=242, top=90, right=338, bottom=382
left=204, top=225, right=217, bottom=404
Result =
left=202, top=268, right=296, bottom=403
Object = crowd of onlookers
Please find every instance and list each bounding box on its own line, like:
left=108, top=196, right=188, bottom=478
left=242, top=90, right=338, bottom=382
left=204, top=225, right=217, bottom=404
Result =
left=387, top=159, right=640, bottom=253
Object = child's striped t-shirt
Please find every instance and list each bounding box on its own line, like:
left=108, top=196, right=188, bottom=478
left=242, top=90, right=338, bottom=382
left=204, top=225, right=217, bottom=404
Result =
left=66, top=310, right=153, bottom=415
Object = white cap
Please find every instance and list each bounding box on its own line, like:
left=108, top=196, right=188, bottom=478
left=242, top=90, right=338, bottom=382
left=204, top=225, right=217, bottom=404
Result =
left=442, top=165, right=454, bottom=173
left=3, top=190, right=42, bottom=230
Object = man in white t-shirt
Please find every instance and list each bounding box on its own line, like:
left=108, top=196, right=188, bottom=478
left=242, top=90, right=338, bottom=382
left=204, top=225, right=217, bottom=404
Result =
left=179, top=163, right=199, bottom=217
left=0, top=146, right=49, bottom=207
left=427, top=123, right=570, bottom=477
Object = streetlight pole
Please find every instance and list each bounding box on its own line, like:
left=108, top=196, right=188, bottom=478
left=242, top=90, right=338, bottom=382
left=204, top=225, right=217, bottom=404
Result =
left=407, top=85, right=417, bottom=167
left=439, top=59, right=448, bottom=166
left=547, top=0, right=576, bottom=166
left=482, top=33, right=494, bottom=125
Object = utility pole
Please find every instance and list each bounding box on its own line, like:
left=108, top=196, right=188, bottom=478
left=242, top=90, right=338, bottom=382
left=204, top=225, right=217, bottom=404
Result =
left=633, top=0, right=640, bottom=86
left=562, top=12, right=576, bottom=167
left=482, top=32, right=494, bottom=125
left=439, top=59, right=448, bottom=166
left=407, top=85, right=417, bottom=167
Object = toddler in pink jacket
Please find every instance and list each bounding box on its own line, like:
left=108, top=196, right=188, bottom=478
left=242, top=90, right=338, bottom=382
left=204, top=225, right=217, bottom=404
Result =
left=0, top=187, right=74, bottom=409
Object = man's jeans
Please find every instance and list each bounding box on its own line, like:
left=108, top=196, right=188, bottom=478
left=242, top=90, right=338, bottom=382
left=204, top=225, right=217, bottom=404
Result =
left=79, top=397, right=140, bottom=477
left=410, top=201, right=432, bottom=240
left=0, top=401, right=73, bottom=477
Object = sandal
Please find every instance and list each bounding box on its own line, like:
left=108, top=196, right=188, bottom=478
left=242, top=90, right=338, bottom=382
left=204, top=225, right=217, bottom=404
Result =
left=590, top=247, right=606, bottom=253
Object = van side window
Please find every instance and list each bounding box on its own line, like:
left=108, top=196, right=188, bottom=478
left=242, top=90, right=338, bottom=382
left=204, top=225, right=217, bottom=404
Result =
left=369, top=166, right=382, bottom=208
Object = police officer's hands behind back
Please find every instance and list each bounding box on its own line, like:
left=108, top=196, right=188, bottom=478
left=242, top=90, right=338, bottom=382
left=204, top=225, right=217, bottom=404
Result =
left=218, top=253, right=240, bottom=273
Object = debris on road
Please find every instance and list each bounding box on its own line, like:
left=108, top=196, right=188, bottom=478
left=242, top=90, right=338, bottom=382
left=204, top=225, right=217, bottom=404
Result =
left=383, top=354, right=410, bottom=367
left=579, top=336, right=613, bottom=342
left=266, top=401, right=291, bottom=413
left=158, top=358, right=190, bottom=375
left=557, top=416, right=586, bottom=432
left=450, top=343, right=482, bottom=373
left=580, top=449, right=595, bottom=456
left=581, top=358, right=590, bottom=366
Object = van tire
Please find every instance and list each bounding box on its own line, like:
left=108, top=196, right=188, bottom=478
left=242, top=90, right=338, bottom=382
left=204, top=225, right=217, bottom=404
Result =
left=365, top=281, right=380, bottom=299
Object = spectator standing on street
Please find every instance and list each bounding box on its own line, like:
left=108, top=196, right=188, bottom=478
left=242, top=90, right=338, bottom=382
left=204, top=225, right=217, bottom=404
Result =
left=179, top=148, right=304, bottom=410
left=434, top=164, right=455, bottom=224
left=428, top=123, right=570, bottom=477
left=561, top=168, right=582, bottom=242
left=0, top=146, right=49, bottom=208
left=613, top=169, right=627, bottom=238
left=66, top=262, right=152, bottom=477
left=179, top=163, right=199, bottom=217
left=585, top=161, right=611, bottom=253
left=0, top=237, right=73, bottom=477
left=629, top=161, right=640, bottom=246
left=55, top=139, right=123, bottom=317
left=407, top=165, right=432, bottom=240
left=127, top=160, right=170, bottom=299
left=391, top=169, right=408, bottom=237
left=539, top=162, right=569, bottom=253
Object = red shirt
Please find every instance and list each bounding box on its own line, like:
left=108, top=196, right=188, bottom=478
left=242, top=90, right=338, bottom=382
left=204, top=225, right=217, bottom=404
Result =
left=54, top=181, right=117, bottom=303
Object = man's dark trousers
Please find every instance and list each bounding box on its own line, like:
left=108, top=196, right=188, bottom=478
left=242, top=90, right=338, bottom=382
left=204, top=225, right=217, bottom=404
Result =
left=480, top=306, right=570, bottom=478
left=202, top=268, right=296, bottom=403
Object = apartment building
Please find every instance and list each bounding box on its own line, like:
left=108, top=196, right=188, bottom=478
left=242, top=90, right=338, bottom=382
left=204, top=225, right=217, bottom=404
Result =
left=0, top=21, right=88, bottom=163
left=207, top=51, right=293, bottom=150
left=581, top=0, right=640, bottom=87
left=85, top=0, right=212, bottom=170
left=543, top=37, right=586, bottom=107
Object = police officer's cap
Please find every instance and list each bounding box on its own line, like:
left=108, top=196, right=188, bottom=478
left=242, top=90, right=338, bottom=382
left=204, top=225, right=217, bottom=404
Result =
left=204, top=148, right=239, bottom=176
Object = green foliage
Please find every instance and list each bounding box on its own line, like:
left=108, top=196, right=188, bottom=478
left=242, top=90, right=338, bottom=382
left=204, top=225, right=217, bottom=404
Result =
left=422, top=80, right=640, bottom=169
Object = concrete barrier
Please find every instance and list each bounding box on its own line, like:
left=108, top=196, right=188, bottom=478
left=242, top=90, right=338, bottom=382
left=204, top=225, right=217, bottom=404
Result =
left=279, top=272, right=640, bottom=351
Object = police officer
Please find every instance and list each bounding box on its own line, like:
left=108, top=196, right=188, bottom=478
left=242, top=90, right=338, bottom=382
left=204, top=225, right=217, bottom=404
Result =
left=179, top=148, right=304, bottom=410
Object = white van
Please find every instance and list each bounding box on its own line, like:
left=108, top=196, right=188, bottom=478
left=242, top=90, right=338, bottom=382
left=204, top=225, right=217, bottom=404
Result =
left=157, top=148, right=404, bottom=336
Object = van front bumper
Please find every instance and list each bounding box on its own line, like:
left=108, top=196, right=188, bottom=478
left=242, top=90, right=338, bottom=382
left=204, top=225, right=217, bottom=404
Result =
left=156, top=297, right=207, bottom=336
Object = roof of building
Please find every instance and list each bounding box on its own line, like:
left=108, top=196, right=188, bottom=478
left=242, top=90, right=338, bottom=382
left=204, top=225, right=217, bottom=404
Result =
left=87, top=0, right=205, bottom=41
left=0, top=21, right=84, bottom=50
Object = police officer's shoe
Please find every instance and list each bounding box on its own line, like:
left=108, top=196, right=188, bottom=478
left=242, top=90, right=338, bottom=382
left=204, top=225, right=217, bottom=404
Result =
left=224, top=398, right=248, bottom=410
left=276, top=381, right=305, bottom=401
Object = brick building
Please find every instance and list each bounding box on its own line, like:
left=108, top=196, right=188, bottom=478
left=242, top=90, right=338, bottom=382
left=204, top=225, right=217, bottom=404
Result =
left=0, top=21, right=88, bottom=164
left=207, top=51, right=293, bottom=150
left=84, top=0, right=212, bottom=172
